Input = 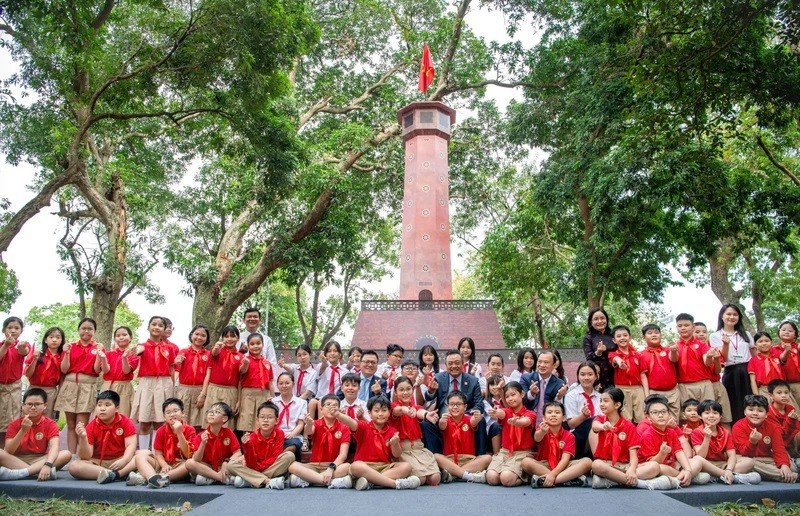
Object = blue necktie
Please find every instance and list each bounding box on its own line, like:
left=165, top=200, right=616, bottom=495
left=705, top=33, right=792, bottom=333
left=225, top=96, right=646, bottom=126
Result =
left=359, top=377, right=370, bottom=401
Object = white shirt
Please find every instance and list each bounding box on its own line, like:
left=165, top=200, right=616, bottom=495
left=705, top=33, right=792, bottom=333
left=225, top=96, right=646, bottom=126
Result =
left=709, top=330, right=754, bottom=365
left=284, top=363, right=317, bottom=398
left=315, top=362, right=349, bottom=398
left=479, top=375, right=509, bottom=393
left=377, top=362, right=401, bottom=379
left=271, top=395, right=308, bottom=434
left=508, top=370, right=528, bottom=382
left=240, top=329, right=277, bottom=362
left=340, top=397, right=370, bottom=421
left=563, top=383, right=601, bottom=420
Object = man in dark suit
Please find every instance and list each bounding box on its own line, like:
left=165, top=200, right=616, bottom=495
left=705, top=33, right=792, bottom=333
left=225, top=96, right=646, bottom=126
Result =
left=338, top=349, right=386, bottom=401
left=422, top=350, right=486, bottom=454
left=519, top=350, right=567, bottom=425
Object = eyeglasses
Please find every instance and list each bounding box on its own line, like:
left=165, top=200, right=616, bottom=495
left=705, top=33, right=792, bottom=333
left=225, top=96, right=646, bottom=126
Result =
left=361, top=360, right=378, bottom=365
left=207, top=409, right=225, bottom=416
left=24, top=402, right=45, bottom=408
left=648, top=410, right=669, bottom=416
left=257, top=415, right=277, bottom=421
left=164, top=409, right=182, bottom=416
left=448, top=402, right=464, bottom=407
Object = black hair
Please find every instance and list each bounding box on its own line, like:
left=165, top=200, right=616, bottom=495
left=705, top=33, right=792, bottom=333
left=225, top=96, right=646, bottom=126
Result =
left=486, top=374, right=505, bottom=406
left=243, top=307, right=262, bottom=318
left=645, top=397, right=669, bottom=414
left=602, top=387, right=624, bottom=414
left=445, top=350, right=462, bottom=361
left=576, top=361, right=599, bottom=382
left=295, top=343, right=312, bottom=356
left=2, top=316, right=23, bottom=331
left=367, top=395, right=390, bottom=411
left=767, top=379, right=791, bottom=393
left=675, top=313, right=695, bottom=324
left=320, top=394, right=340, bottom=407
left=220, top=325, right=240, bottom=338
left=487, top=353, right=504, bottom=367
left=680, top=398, right=700, bottom=411
left=694, top=322, right=707, bottom=329
left=162, top=397, right=184, bottom=413
left=753, top=331, right=772, bottom=344
left=743, top=394, right=769, bottom=410
left=386, top=343, right=405, bottom=356
left=39, top=327, right=66, bottom=363
left=543, top=401, right=565, bottom=414
left=24, top=387, right=48, bottom=403
left=393, top=375, right=412, bottom=391
left=457, top=337, right=477, bottom=366
left=361, top=349, right=379, bottom=361
left=641, top=324, right=660, bottom=336
left=611, top=325, right=631, bottom=338
left=114, top=326, right=133, bottom=342
left=341, top=372, right=361, bottom=385
left=148, top=315, right=168, bottom=328
left=349, top=346, right=363, bottom=357
left=257, top=401, right=279, bottom=418
left=503, top=381, right=524, bottom=395
left=551, top=349, right=565, bottom=380
left=78, top=317, right=97, bottom=330
left=778, top=321, right=798, bottom=341
left=401, top=360, right=419, bottom=370
left=716, top=304, right=750, bottom=343
left=587, top=307, right=611, bottom=336
left=644, top=394, right=669, bottom=407
left=697, top=399, right=722, bottom=415
left=211, top=402, right=234, bottom=420
left=189, top=324, right=210, bottom=346
left=447, top=391, right=468, bottom=404
left=246, top=332, right=264, bottom=345
left=277, top=371, right=294, bottom=384
left=97, top=390, right=121, bottom=406
left=419, top=345, right=440, bottom=372
left=323, top=340, right=342, bottom=355
left=516, top=347, right=537, bottom=373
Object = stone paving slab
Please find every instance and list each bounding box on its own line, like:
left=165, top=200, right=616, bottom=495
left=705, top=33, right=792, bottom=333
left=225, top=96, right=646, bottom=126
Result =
left=1, top=477, right=798, bottom=515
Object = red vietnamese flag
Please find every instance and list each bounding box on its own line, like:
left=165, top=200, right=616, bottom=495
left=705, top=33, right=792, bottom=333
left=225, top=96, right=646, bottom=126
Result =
left=418, top=43, right=435, bottom=93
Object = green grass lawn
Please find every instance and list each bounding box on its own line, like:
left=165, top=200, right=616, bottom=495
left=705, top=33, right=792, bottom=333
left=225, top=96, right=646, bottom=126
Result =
left=704, top=500, right=800, bottom=515
left=0, top=495, right=185, bottom=515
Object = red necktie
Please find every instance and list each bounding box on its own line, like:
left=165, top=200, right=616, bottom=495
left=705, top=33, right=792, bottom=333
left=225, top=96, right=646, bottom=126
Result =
left=450, top=419, right=461, bottom=465
left=462, top=362, right=469, bottom=374
left=582, top=392, right=595, bottom=416
left=762, top=354, right=772, bottom=379
left=388, top=367, right=396, bottom=390
left=547, top=431, right=561, bottom=469
left=347, top=405, right=356, bottom=418
left=452, top=378, right=459, bottom=392
left=296, top=369, right=306, bottom=396
left=279, top=401, right=293, bottom=429
left=329, top=367, right=341, bottom=393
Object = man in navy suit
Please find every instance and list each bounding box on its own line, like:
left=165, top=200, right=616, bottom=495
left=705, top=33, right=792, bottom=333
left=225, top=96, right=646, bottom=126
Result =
left=338, top=349, right=386, bottom=401
left=519, top=351, right=567, bottom=425
left=422, top=350, right=486, bottom=454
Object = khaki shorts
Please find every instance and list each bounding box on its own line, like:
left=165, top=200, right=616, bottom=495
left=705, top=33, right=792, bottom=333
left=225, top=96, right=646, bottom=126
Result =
left=444, top=454, right=477, bottom=467
left=596, top=459, right=631, bottom=472
left=711, top=381, right=733, bottom=423
left=618, top=385, right=645, bottom=423
left=301, top=462, right=336, bottom=473
left=399, top=440, right=439, bottom=477
left=88, top=458, right=119, bottom=468
left=488, top=449, right=529, bottom=479
left=16, top=453, right=46, bottom=465
left=359, top=462, right=395, bottom=473
left=0, top=382, right=21, bottom=431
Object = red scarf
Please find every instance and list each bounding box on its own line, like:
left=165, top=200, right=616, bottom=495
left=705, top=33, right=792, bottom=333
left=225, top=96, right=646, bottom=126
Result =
left=546, top=428, right=563, bottom=469
left=278, top=400, right=293, bottom=429
left=608, top=417, right=625, bottom=465
left=581, top=392, right=595, bottom=416
left=162, top=426, right=180, bottom=465
left=96, top=413, right=122, bottom=463
left=147, top=339, right=168, bottom=373
left=449, top=416, right=466, bottom=465
left=370, top=422, right=392, bottom=459
left=329, top=365, right=341, bottom=393
left=203, top=427, right=226, bottom=470
left=296, top=368, right=307, bottom=396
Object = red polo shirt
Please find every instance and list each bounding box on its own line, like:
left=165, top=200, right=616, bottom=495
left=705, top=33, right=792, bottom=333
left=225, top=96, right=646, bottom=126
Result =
left=500, top=407, right=536, bottom=452
left=311, top=419, right=351, bottom=463
left=732, top=418, right=790, bottom=467
left=442, top=415, right=477, bottom=459
left=748, top=353, right=785, bottom=387
left=175, top=347, right=212, bottom=386
left=691, top=425, right=734, bottom=461
left=390, top=401, right=423, bottom=440
left=593, top=415, right=641, bottom=464
left=86, top=412, right=136, bottom=461
left=239, top=355, right=274, bottom=389
left=103, top=349, right=139, bottom=382
left=767, top=404, right=800, bottom=445
left=641, top=346, right=678, bottom=391
left=191, top=427, right=240, bottom=470
left=242, top=427, right=285, bottom=472
left=675, top=338, right=713, bottom=383
left=353, top=420, right=398, bottom=463
left=0, top=341, right=30, bottom=383
left=776, top=343, right=800, bottom=382
left=534, top=427, right=576, bottom=469
left=25, top=351, right=62, bottom=387
left=137, top=340, right=175, bottom=377
left=638, top=425, right=682, bottom=467
left=208, top=347, right=242, bottom=387
left=153, top=423, right=197, bottom=465
left=609, top=348, right=646, bottom=386
left=66, top=342, right=100, bottom=378
left=6, top=416, right=59, bottom=455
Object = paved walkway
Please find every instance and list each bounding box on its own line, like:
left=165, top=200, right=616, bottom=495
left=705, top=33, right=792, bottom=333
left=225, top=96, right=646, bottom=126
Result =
left=1, top=477, right=798, bottom=515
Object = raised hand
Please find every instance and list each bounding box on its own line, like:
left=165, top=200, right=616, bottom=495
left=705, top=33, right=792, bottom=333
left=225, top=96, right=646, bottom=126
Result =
left=75, top=421, right=87, bottom=437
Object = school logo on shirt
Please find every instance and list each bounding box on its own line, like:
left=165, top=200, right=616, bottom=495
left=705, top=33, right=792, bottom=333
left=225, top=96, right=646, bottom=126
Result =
left=334, top=431, right=342, bottom=439
left=234, top=355, right=241, bottom=361
left=618, top=432, right=627, bottom=441
left=461, top=423, right=469, bottom=432
left=763, top=436, right=771, bottom=445
left=115, top=428, right=124, bottom=436
left=162, top=350, right=169, bottom=357
left=91, top=349, right=98, bottom=355
left=659, top=352, right=666, bottom=357
left=202, top=355, right=209, bottom=361
left=693, top=345, right=699, bottom=350
left=223, top=438, right=231, bottom=446
left=35, top=432, right=44, bottom=441
left=559, top=440, right=565, bottom=449
left=772, top=359, right=780, bottom=365
left=633, top=358, right=639, bottom=365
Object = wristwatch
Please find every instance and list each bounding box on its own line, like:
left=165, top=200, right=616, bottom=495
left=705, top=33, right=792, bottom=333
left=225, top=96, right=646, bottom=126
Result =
left=328, top=462, right=336, bottom=470
left=43, top=462, right=53, bottom=468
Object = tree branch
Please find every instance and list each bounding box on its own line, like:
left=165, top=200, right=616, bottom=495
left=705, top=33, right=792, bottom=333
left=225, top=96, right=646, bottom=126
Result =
left=434, top=0, right=472, bottom=92
left=756, top=134, right=800, bottom=186
left=90, top=0, right=116, bottom=30
left=117, top=258, right=160, bottom=304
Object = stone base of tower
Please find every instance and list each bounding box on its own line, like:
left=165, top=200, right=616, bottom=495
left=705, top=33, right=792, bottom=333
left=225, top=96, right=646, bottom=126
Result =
left=351, top=300, right=505, bottom=352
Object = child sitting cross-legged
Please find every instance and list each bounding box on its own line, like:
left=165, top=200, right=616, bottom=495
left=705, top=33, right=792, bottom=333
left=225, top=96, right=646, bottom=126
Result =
left=185, top=402, right=241, bottom=485
left=637, top=397, right=697, bottom=487
left=434, top=391, right=491, bottom=484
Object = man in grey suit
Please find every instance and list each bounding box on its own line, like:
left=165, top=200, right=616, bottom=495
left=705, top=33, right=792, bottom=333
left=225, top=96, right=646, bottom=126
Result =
left=422, top=350, right=487, bottom=454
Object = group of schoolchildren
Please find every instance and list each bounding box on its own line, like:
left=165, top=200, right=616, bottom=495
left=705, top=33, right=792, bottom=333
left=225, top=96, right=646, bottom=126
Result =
left=0, top=306, right=798, bottom=493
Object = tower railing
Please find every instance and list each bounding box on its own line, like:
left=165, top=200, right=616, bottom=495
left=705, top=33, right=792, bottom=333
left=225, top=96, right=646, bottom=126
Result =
left=360, top=300, right=495, bottom=311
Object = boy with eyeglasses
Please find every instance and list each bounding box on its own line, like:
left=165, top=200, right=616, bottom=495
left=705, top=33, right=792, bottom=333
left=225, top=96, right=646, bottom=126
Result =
left=0, top=387, right=71, bottom=480
left=434, top=391, right=491, bottom=483
left=185, top=402, right=241, bottom=485
left=637, top=397, right=699, bottom=487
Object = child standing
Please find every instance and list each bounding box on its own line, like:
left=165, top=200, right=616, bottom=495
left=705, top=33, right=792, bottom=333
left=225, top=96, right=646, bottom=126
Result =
left=24, top=327, right=64, bottom=419
left=101, top=326, right=139, bottom=417
left=293, top=395, right=353, bottom=488
left=695, top=322, right=733, bottom=426
left=237, top=333, right=275, bottom=433
left=564, top=361, right=602, bottom=459
left=391, top=376, right=441, bottom=486
left=347, top=346, right=363, bottom=375
left=691, top=399, right=759, bottom=484
left=776, top=321, right=800, bottom=409
left=203, top=326, right=246, bottom=428
left=339, top=395, right=420, bottom=491
left=1, top=316, right=33, bottom=446
left=174, top=324, right=212, bottom=430
left=185, top=402, right=242, bottom=485
left=509, top=348, right=536, bottom=383
left=277, top=344, right=318, bottom=402
left=418, top=345, right=440, bottom=379
left=480, top=353, right=508, bottom=397
left=486, top=381, right=536, bottom=487
left=129, top=398, right=195, bottom=488
left=732, top=394, right=797, bottom=483
left=590, top=388, right=668, bottom=489
left=749, top=332, right=789, bottom=398
left=609, top=325, right=648, bottom=424
left=522, top=401, right=592, bottom=487
left=458, top=337, right=482, bottom=377
left=484, top=374, right=506, bottom=454
left=671, top=313, right=717, bottom=409
left=68, top=390, right=137, bottom=484
left=378, top=343, right=405, bottom=391
left=312, top=341, right=349, bottom=418
left=131, top=316, right=177, bottom=451
left=434, top=391, right=491, bottom=484
left=271, top=372, right=307, bottom=460
left=641, top=324, right=680, bottom=422
left=55, top=317, right=108, bottom=454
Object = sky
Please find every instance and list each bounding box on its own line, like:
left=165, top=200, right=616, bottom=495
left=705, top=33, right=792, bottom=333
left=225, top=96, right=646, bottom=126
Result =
left=0, top=6, right=726, bottom=346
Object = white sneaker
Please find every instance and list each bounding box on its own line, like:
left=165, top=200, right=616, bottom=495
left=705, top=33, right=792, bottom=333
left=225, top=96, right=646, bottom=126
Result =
left=0, top=466, right=28, bottom=481
left=355, top=477, right=372, bottom=491
left=394, top=476, right=420, bottom=490
left=328, top=476, right=353, bottom=489
left=195, top=474, right=214, bottom=486
left=691, top=472, right=711, bottom=485
left=591, top=475, right=617, bottom=489
left=288, top=474, right=309, bottom=488
left=440, top=469, right=452, bottom=483
left=732, top=472, right=761, bottom=485
left=644, top=475, right=679, bottom=490
left=267, top=476, right=285, bottom=490
left=233, top=475, right=249, bottom=488
left=126, top=471, right=146, bottom=486
left=470, top=471, right=487, bottom=484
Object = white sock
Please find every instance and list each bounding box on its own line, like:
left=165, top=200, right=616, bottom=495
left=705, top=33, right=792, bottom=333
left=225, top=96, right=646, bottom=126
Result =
left=138, top=433, right=151, bottom=451
left=0, top=466, right=30, bottom=480
left=635, top=479, right=648, bottom=489
left=461, top=471, right=473, bottom=481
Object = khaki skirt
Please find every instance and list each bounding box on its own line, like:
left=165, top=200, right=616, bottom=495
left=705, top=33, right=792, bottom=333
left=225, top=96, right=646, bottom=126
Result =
left=131, top=376, right=174, bottom=423
left=488, top=448, right=529, bottom=479
left=54, top=374, right=98, bottom=414
left=101, top=380, right=134, bottom=417
left=29, top=385, right=59, bottom=419
left=0, top=381, right=21, bottom=431
left=175, top=385, right=205, bottom=427
left=202, top=384, right=238, bottom=428
left=399, top=439, right=439, bottom=477
left=236, top=387, right=270, bottom=432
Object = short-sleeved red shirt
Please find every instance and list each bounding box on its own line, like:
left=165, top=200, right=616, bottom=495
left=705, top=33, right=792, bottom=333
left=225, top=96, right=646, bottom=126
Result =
left=239, top=355, right=274, bottom=389
left=208, top=347, right=242, bottom=387
left=534, top=427, right=576, bottom=469
left=153, top=423, right=197, bottom=465
left=175, top=347, right=212, bottom=386
left=690, top=425, right=733, bottom=461
left=748, top=353, right=785, bottom=387
left=191, top=427, right=240, bottom=470
left=86, top=412, right=136, bottom=461
left=767, top=404, right=800, bottom=446
left=137, top=340, right=176, bottom=377
left=593, top=415, right=641, bottom=464
left=732, top=418, right=790, bottom=467
left=675, top=338, right=713, bottom=383
left=390, top=402, right=422, bottom=440
left=65, top=342, right=100, bottom=378
left=500, top=407, right=536, bottom=452
left=6, top=416, right=59, bottom=455
left=25, top=350, right=62, bottom=387
left=609, top=348, right=646, bottom=387
left=242, top=427, right=285, bottom=472
left=353, top=420, right=398, bottom=463
left=0, top=341, right=31, bottom=383
left=311, top=419, right=351, bottom=463
left=638, top=425, right=682, bottom=467
left=775, top=343, right=800, bottom=382
left=442, top=415, right=477, bottom=460
left=641, top=346, right=678, bottom=391
left=103, top=349, right=139, bottom=382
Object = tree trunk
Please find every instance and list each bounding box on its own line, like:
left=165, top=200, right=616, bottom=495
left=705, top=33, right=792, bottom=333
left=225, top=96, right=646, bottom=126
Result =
left=192, top=282, right=227, bottom=344
left=708, top=240, right=753, bottom=332
left=89, top=203, right=127, bottom=347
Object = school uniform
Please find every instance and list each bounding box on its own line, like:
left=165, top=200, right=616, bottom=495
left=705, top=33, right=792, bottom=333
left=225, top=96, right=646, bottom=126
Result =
left=24, top=350, right=62, bottom=417
left=488, top=406, right=536, bottom=479
left=675, top=337, right=715, bottom=407
left=353, top=420, right=400, bottom=473
left=391, top=401, right=438, bottom=476
left=54, top=342, right=99, bottom=414
left=341, top=397, right=370, bottom=421
left=748, top=352, right=788, bottom=398
left=152, top=423, right=197, bottom=468
left=1, top=341, right=29, bottom=431
left=174, top=347, right=212, bottom=427
left=307, top=419, right=351, bottom=469
left=442, top=415, right=478, bottom=466
left=690, top=425, right=734, bottom=468
left=710, top=330, right=754, bottom=423
left=377, top=363, right=401, bottom=391
left=315, top=363, right=349, bottom=398
left=638, top=425, right=682, bottom=468
left=593, top=415, right=641, bottom=471
left=776, top=342, right=800, bottom=409
left=84, top=413, right=136, bottom=467
left=131, top=340, right=176, bottom=424
left=101, top=350, right=139, bottom=416
left=564, top=385, right=601, bottom=458
left=732, top=417, right=796, bottom=481
left=227, top=427, right=294, bottom=486
left=271, top=395, right=307, bottom=458
left=767, top=404, right=800, bottom=457
left=286, top=364, right=317, bottom=399
left=238, top=330, right=276, bottom=362
left=609, top=348, right=647, bottom=423
left=191, top=426, right=240, bottom=472
left=422, top=371, right=487, bottom=455
left=5, top=415, right=59, bottom=464
left=236, top=355, right=275, bottom=432
left=641, top=346, right=681, bottom=422
left=534, top=427, right=577, bottom=470
left=203, top=347, right=243, bottom=428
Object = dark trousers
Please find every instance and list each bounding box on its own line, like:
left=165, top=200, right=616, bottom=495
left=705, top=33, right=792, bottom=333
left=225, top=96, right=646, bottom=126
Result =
left=723, top=362, right=749, bottom=423
left=571, top=418, right=593, bottom=459
left=422, top=418, right=487, bottom=455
